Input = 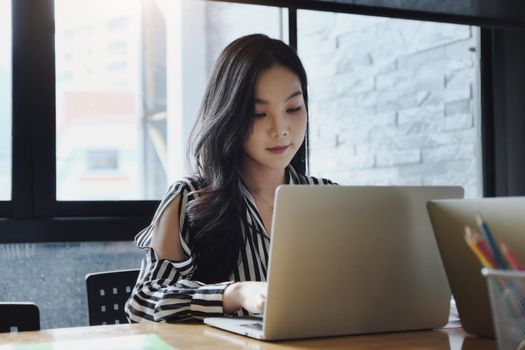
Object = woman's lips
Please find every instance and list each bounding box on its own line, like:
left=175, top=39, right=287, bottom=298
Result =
left=267, top=145, right=289, bottom=154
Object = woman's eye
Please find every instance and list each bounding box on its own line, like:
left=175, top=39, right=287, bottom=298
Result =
left=254, top=112, right=266, bottom=118
left=287, top=106, right=302, bottom=114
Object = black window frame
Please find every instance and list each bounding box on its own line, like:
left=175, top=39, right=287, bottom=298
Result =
left=2, top=0, right=524, bottom=243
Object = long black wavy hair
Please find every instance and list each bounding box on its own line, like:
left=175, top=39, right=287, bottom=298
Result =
left=187, top=34, right=310, bottom=283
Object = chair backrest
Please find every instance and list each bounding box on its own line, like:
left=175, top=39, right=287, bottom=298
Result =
left=0, top=302, right=40, bottom=333
left=85, top=268, right=140, bottom=326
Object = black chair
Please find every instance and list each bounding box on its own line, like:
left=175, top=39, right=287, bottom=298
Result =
left=0, top=302, right=40, bottom=333
left=85, top=269, right=140, bottom=326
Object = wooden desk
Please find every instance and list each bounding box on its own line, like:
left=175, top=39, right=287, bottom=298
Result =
left=0, top=323, right=497, bottom=349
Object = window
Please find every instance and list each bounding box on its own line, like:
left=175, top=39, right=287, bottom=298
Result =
left=55, top=0, right=286, bottom=200
left=0, top=0, right=11, bottom=200
left=107, top=40, right=127, bottom=54
left=202, top=1, right=288, bottom=72
left=3, top=0, right=523, bottom=243
left=86, top=149, right=119, bottom=171
left=107, top=17, right=129, bottom=31
left=55, top=0, right=142, bottom=201
left=297, top=11, right=482, bottom=198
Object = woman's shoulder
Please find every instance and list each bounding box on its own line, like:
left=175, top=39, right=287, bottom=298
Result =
left=152, top=176, right=205, bottom=215
left=134, top=176, right=203, bottom=249
left=288, top=166, right=337, bottom=186
left=165, top=176, right=203, bottom=199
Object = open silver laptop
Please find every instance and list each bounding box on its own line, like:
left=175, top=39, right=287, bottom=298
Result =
left=205, top=185, right=463, bottom=341
left=427, top=197, right=525, bottom=338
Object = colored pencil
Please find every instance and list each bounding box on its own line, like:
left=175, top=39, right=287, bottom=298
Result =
left=475, top=215, right=508, bottom=269
left=500, top=242, right=525, bottom=271
left=464, top=226, right=495, bottom=268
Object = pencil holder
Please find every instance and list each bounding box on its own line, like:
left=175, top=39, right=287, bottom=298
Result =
left=482, top=268, right=525, bottom=350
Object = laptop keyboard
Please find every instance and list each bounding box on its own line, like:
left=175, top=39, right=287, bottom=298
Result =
left=240, top=322, right=263, bottom=331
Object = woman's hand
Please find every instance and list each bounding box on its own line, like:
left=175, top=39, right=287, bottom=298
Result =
left=223, top=282, right=267, bottom=314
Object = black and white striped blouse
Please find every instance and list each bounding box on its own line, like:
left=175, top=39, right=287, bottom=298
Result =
left=125, top=165, right=334, bottom=323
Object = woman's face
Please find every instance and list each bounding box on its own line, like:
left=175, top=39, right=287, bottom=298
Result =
left=242, top=64, right=307, bottom=172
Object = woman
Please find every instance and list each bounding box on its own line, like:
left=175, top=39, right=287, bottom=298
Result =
left=125, top=34, right=334, bottom=323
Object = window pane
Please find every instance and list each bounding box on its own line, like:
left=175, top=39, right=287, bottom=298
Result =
left=0, top=0, right=11, bottom=200
left=204, top=2, right=288, bottom=71
left=298, top=11, right=482, bottom=198
left=55, top=0, right=285, bottom=200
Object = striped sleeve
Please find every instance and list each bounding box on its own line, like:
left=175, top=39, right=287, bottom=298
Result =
left=125, top=179, right=234, bottom=323
left=302, top=176, right=337, bottom=185
left=125, top=249, right=233, bottom=322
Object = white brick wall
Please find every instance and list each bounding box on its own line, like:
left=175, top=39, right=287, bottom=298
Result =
left=205, top=6, right=482, bottom=198
left=298, top=11, right=481, bottom=197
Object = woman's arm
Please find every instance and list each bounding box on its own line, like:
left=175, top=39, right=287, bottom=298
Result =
left=149, top=194, right=186, bottom=261
left=126, top=194, right=231, bottom=322
left=125, top=194, right=266, bottom=322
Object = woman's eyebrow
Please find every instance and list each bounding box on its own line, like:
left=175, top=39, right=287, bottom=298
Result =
left=255, top=90, right=302, bottom=104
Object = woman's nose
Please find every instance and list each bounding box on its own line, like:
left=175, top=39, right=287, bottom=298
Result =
left=270, top=114, right=288, bottom=137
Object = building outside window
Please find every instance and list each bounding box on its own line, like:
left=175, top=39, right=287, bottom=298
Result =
left=54, top=0, right=286, bottom=201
